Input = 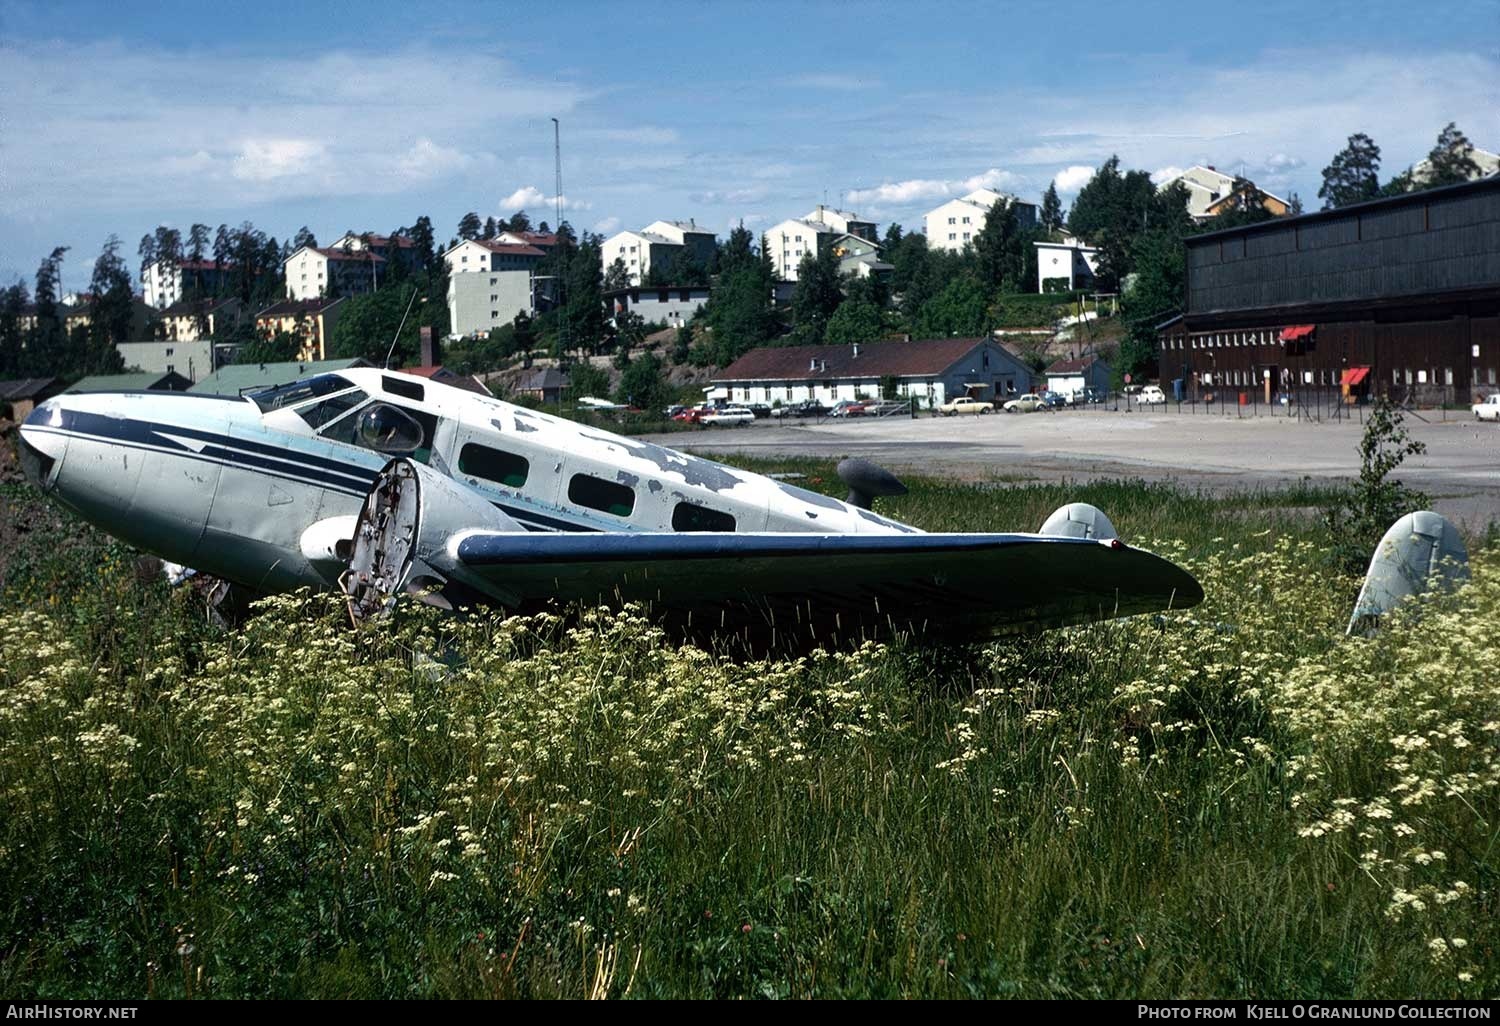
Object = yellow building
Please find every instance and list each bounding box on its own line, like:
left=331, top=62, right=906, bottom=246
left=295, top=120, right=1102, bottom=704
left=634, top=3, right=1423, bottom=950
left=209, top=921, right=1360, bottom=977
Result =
left=254, top=297, right=346, bottom=361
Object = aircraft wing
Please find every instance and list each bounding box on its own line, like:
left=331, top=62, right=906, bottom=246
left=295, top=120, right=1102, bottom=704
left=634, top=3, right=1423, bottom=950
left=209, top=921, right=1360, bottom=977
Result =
left=338, top=456, right=1202, bottom=642
left=442, top=530, right=1204, bottom=642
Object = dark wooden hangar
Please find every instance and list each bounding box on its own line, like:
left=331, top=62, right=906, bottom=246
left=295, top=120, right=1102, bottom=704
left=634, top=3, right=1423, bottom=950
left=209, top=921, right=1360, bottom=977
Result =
left=1159, top=176, right=1500, bottom=405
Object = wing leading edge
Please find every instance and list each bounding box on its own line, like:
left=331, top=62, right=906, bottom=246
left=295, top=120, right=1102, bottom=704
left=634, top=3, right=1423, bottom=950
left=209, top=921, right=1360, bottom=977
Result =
left=444, top=530, right=1203, bottom=643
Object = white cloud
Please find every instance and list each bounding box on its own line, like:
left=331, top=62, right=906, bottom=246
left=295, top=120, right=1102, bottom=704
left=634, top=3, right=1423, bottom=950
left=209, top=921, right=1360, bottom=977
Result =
left=1149, top=165, right=1184, bottom=186
left=232, top=138, right=327, bottom=182
left=593, top=216, right=621, bottom=234
left=1053, top=165, right=1097, bottom=194
left=791, top=73, right=879, bottom=91
left=499, top=185, right=591, bottom=213
left=394, top=138, right=474, bottom=181
left=1262, top=152, right=1305, bottom=173
left=847, top=168, right=1023, bottom=208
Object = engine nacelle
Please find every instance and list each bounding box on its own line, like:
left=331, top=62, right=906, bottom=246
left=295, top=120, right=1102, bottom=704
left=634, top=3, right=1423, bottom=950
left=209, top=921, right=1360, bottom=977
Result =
left=342, top=457, right=524, bottom=623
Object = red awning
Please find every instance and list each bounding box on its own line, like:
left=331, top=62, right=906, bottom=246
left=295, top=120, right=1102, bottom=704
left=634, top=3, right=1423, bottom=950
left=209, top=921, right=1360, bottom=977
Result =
left=1340, top=366, right=1370, bottom=386
left=1279, top=324, right=1315, bottom=341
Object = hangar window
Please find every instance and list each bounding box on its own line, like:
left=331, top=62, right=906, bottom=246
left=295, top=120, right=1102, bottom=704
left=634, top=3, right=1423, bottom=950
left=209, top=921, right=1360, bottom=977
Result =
left=672, top=502, right=736, bottom=532
left=459, top=443, right=529, bottom=488
left=569, top=474, right=635, bottom=518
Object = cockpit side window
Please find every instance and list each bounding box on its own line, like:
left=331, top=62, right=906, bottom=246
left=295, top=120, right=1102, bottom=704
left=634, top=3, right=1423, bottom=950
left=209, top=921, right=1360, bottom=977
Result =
left=297, top=389, right=368, bottom=430
left=332, top=401, right=440, bottom=464
left=248, top=374, right=354, bottom=412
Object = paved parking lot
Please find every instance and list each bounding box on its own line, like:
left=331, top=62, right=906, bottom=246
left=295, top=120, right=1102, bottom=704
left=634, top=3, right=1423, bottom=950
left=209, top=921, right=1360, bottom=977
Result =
left=644, top=406, right=1500, bottom=529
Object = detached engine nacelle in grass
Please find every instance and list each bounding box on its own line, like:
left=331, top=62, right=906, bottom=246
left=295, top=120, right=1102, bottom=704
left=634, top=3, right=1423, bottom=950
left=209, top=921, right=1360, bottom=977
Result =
left=343, top=458, right=524, bottom=624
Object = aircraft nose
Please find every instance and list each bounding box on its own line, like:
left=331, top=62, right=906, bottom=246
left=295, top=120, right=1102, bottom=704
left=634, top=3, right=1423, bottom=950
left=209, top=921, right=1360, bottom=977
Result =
left=18, top=400, right=68, bottom=491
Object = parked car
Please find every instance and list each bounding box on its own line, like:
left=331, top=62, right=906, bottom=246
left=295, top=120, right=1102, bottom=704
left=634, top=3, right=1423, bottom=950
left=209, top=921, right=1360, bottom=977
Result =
left=700, top=406, right=755, bottom=426
left=1039, top=390, right=1068, bottom=409
left=770, top=399, right=830, bottom=419
left=745, top=403, right=772, bottom=419
left=829, top=400, right=869, bottom=418
left=671, top=405, right=713, bottom=424
left=1474, top=394, right=1500, bottom=422
left=1139, top=385, right=1167, bottom=405
left=1003, top=393, right=1050, bottom=413
left=864, top=399, right=908, bottom=417
left=1067, top=387, right=1106, bottom=405
left=938, top=396, right=992, bottom=416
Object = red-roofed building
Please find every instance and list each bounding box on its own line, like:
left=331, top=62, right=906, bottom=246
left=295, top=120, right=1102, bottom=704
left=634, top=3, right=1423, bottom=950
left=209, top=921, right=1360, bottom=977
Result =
left=496, top=230, right=558, bottom=250
left=399, top=365, right=492, bottom=396
left=443, top=239, right=547, bottom=274
left=713, top=337, right=1035, bottom=408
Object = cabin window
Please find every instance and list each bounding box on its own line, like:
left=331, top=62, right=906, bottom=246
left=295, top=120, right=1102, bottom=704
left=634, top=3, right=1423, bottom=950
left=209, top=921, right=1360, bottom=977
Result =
left=672, top=502, right=735, bottom=532
left=382, top=375, right=425, bottom=401
left=569, top=474, right=635, bottom=518
left=459, top=443, right=529, bottom=488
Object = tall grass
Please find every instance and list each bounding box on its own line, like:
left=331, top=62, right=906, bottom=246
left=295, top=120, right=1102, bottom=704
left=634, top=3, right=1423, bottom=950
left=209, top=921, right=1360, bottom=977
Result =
left=0, top=472, right=1494, bottom=999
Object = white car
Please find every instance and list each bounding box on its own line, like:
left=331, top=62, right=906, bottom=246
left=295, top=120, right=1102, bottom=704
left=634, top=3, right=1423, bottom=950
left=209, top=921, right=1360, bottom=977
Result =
left=1474, top=394, right=1500, bottom=422
left=939, top=396, right=993, bottom=416
left=1003, top=394, right=1048, bottom=413
left=1139, top=385, right=1167, bottom=405
left=699, top=406, right=755, bottom=426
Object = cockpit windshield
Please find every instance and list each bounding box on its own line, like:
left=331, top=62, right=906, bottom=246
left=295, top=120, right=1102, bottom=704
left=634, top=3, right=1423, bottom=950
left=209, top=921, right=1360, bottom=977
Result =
left=248, top=374, right=356, bottom=412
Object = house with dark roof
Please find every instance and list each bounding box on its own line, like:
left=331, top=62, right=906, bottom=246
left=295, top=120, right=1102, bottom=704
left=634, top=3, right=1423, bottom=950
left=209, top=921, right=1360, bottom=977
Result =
left=188, top=358, right=372, bottom=397
left=713, top=337, right=1035, bottom=408
left=515, top=367, right=569, bottom=404
left=0, top=378, right=62, bottom=421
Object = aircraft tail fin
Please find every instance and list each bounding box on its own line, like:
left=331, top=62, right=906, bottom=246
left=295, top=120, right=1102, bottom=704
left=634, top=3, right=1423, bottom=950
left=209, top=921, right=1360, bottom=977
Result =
left=1039, top=502, right=1118, bottom=542
left=1347, top=511, right=1469, bottom=636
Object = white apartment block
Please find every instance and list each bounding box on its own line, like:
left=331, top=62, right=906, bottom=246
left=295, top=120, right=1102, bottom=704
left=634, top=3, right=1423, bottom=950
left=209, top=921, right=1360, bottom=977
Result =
left=141, top=258, right=233, bottom=309
left=764, top=218, right=836, bottom=281
left=923, top=188, right=1038, bottom=253
left=1156, top=166, right=1239, bottom=220
left=443, top=239, right=546, bottom=275
left=601, top=220, right=716, bottom=287
left=447, top=270, right=534, bottom=339
left=283, top=245, right=386, bottom=300
left=805, top=206, right=877, bottom=241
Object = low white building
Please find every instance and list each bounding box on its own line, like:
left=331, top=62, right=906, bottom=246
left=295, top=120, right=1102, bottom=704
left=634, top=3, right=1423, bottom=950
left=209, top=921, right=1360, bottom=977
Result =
left=714, top=337, right=1035, bottom=408
left=447, top=270, right=534, bottom=339
left=1045, top=355, right=1112, bottom=396
left=924, top=188, right=1038, bottom=253
left=1034, top=238, right=1101, bottom=293
left=604, top=284, right=711, bottom=329
left=1412, top=145, right=1500, bottom=185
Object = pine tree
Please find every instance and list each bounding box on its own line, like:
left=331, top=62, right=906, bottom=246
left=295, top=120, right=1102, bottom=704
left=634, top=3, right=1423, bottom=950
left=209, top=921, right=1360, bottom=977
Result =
left=1318, top=133, right=1382, bottom=210
left=789, top=246, right=842, bottom=345
left=457, top=212, right=482, bottom=240
left=1422, top=122, right=1482, bottom=187
left=1040, top=183, right=1064, bottom=233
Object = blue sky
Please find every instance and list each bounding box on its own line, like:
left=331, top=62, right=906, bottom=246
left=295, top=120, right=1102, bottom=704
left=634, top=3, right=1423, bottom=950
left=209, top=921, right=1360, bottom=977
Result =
left=2, top=0, right=1496, bottom=292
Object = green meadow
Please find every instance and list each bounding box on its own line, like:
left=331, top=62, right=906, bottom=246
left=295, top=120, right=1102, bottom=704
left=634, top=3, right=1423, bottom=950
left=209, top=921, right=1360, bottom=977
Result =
left=0, top=465, right=1495, bottom=999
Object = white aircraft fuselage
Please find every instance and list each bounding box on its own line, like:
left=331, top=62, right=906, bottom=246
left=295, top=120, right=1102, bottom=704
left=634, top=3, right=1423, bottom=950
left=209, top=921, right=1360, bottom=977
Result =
left=18, top=368, right=914, bottom=594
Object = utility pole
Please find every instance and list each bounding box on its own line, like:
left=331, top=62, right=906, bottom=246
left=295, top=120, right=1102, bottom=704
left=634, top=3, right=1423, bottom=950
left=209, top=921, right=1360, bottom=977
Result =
left=552, top=116, right=568, bottom=359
